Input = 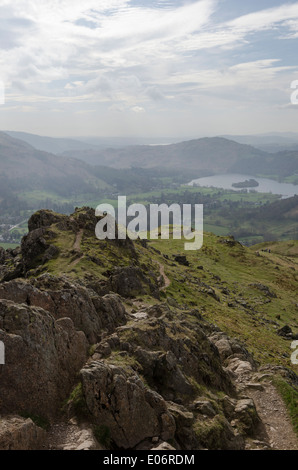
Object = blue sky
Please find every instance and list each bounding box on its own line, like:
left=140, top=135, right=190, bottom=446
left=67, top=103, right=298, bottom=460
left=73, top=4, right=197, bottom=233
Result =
left=0, top=0, right=298, bottom=138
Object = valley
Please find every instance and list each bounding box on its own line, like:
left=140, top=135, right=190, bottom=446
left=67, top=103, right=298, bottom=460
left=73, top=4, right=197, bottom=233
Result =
left=0, top=130, right=297, bottom=248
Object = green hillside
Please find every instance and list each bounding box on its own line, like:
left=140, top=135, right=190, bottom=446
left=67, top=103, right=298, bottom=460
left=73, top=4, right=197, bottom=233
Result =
left=1, top=207, right=297, bottom=450
left=13, top=208, right=297, bottom=371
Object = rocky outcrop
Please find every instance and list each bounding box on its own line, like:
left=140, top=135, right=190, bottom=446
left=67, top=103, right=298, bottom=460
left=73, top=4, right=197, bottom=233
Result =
left=74, top=304, right=262, bottom=450
left=0, top=416, right=46, bottom=450
left=21, top=227, right=59, bottom=271
left=0, top=299, right=88, bottom=418
left=80, top=361, right=176, bottom=449
left=107, top=265, right=160, bottom=299
left=73, top=302, right=275, bottom=450
left=208, top=331, right=257, bottom=371
left=94, top=310, right=235, bottom=401
left=0, top=275, right=127, bottom=343
left=0, top=208, right=296, bottom=451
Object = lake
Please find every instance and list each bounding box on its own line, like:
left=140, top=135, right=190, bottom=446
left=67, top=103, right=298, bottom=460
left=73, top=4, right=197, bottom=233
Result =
left=188, top=174, right=298, bottom=199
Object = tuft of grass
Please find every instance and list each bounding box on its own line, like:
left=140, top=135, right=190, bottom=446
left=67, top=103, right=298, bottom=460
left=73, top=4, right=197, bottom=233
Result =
left=193, top=415, right=228, bottom=449
left=93, top=424, right=111, bottom=448
left=19, top=411, right=50, bottom=430
left=273, top=376, right=298, bottom=436
left=67, top=382, right=90, bottom=420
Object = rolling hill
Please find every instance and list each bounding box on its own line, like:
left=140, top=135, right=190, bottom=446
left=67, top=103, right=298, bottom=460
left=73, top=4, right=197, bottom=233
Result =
left=4, top=130, right=101, bottom=155
left=62, top=137, right=268, bottom=174
left=0, top=131, right=110, bottom=197
left=61, top=136, right=298, bottom=179
left=4, top=131, right=298, bottom=182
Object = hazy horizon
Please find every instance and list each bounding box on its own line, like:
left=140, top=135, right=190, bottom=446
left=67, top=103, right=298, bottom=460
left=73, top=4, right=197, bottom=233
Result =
left=1, top=0, right=298, bottom=138
left=3, top=129, right=298, bottom=144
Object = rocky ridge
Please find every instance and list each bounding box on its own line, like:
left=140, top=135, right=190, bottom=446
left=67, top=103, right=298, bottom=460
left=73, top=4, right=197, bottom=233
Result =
left=0, top=208, right=297, bottom=450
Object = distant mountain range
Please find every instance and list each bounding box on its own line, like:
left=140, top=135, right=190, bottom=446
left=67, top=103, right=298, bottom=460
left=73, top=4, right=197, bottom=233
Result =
left=61, top=136, right=298, bottom=178
left=1, top=131, right=298, bottom=201
left=6, top=130, right=298, bottom=155
left=221, top=133, right=298, bottom=153
left=4, top=131, right=101, bottom=155
left=62, top=137, right=268, bottom=172
left=4, top=131, right=181, bottom=154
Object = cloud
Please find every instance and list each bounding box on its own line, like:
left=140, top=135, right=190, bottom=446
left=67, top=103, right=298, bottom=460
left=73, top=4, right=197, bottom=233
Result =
left=131, top=106, right=145, bottom=113
left=226, top=3, right=298, bottom=33
left=1, top=1, right=298, bottom=136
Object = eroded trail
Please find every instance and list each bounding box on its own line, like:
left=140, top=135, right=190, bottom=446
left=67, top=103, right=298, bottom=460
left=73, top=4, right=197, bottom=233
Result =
left=247, top=381, right=298, bottom=450
left=155, top=260, right=171, bottom=290
left=70, top=229, right=85, bottom=267
left=73, top=229, right=83, bottom=252
left=46, top=420, right=101, bottom=450
left=236, top=370, right=298, bottom=450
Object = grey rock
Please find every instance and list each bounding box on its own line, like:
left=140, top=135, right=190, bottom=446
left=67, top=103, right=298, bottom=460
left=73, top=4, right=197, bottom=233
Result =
left=0, top=416, right=46, bottom=450
left=80, top=361, right=176, bottom=449
left=192, top=400, right=217, bottom=417
left=0, top=299, right=88, bottom=418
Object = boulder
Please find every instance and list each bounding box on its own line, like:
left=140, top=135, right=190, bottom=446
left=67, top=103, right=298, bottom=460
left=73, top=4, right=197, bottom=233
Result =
left=0, top=416, right=46, bottom=450
left=108, top=266, right=158, bottom=298
left=234, top=398, right=260, bottom=436
left=0, top=276, right=127, bottom=344
left=192, top=400, right=217, bottom=417
left=174, top=255, right=189, bottom=266
left=80, top=361, right=176, bottom=449
left=277, top=325, right=293, bottom=339
left=0, top=299, right=88, bottom=418
left=151, top=442, right=176, bottom=450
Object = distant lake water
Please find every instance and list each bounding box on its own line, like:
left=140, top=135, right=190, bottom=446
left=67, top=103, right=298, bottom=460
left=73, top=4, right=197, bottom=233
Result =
left=188, top=174, right=298, bottom=199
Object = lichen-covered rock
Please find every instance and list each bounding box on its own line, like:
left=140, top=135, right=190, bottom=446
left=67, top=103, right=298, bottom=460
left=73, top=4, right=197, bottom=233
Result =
left=208, top=332, right=256, bottom=369
left=107, top=314, right=235, bottom=399
left=27, top=210, right=69, bottom=233
left=0, top=276, right=127, bottom=344
left=80, top=361, right=176, bottom=449
left=0, top=299, right=88, bottom=418
left=108, top=265, right=159, bottom=298
left=21, top=227, right=58, bottom=270
left=234, top=398, right=260, bottom=436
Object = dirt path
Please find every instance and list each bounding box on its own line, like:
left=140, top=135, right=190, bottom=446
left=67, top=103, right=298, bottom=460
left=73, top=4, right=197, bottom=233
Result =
left=155, top=261, right=171, bottom=290
left=45, top=420, right=100, bottom=450
left=69, top=229, right=85, bottom=267
left=236, top=370, right=298, bottom=450
left=257, top=250, right=297, bottom=271
left=73, top=229, right=83, bottom=252
left=247, top=381, right=298, bottom=450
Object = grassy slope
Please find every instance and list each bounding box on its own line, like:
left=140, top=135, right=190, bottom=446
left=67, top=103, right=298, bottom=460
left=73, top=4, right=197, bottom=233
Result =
left=147, top=235, right=298, bottom=370
left=39, top=216, right=298, bottom=374
left=15, top=210, right=297, bottom=435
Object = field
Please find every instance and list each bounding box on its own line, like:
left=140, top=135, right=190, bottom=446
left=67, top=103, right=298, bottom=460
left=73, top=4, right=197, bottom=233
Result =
left=0, top=180, right=297, bottom=248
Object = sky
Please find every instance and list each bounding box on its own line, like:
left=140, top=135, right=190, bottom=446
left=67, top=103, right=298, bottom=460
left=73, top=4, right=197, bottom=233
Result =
left=0, top=0, right=298, bottom=139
